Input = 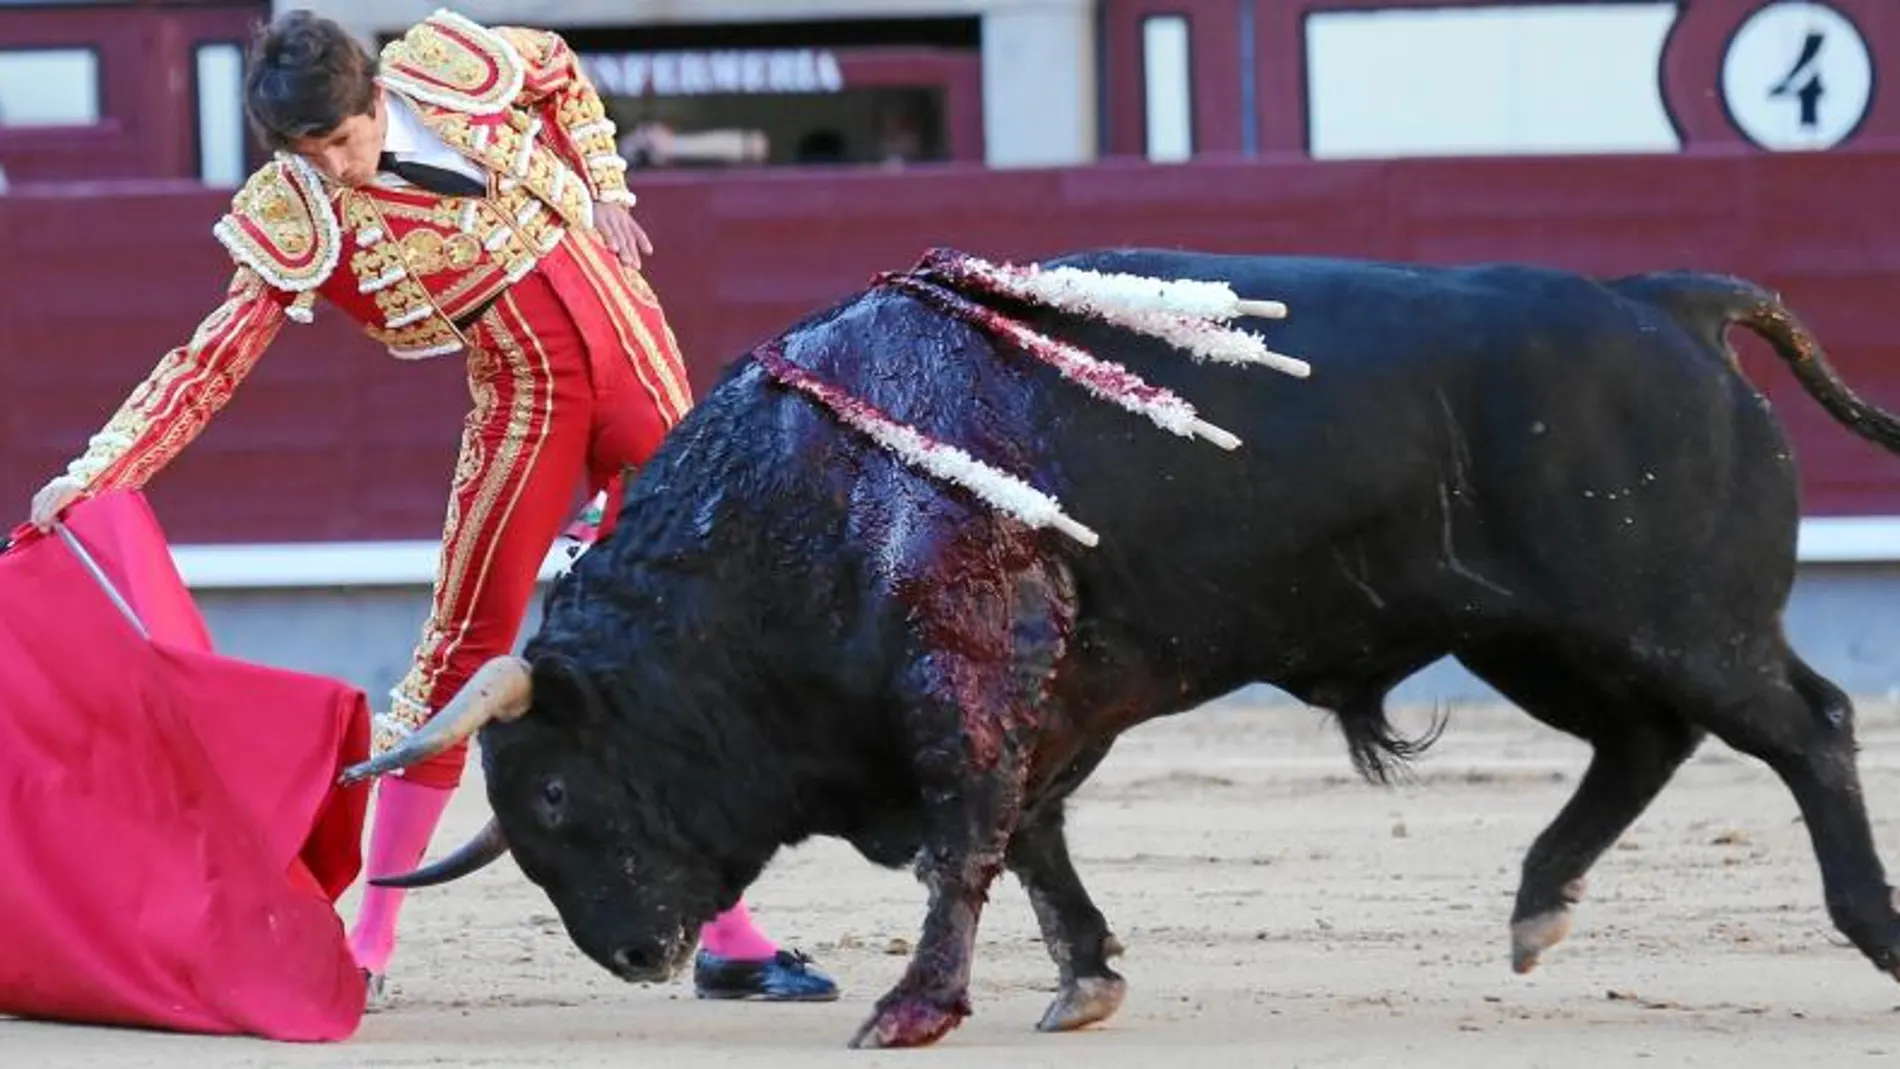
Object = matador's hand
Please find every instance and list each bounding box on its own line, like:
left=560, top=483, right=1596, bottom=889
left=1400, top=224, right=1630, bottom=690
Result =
left=29, top=474, right=86, bottom=531
left=594, top=200, right=653, bottom=271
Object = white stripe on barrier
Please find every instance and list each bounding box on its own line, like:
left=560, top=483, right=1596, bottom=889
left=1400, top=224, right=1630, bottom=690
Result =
left=1795, top=516, right=1900, bottom=564
left=161, top=517, right=1900, bottom=590
left=171, top=540, right=578, bottom=589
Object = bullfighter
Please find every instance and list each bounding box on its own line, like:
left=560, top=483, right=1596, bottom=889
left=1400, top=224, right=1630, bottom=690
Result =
left=26, top=7, right=837, bottom=1005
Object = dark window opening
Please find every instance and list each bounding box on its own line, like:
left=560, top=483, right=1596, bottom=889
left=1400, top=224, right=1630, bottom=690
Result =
left=563, top=17, right=979, bottom=52
left=604, top=83, right=947, bottom=169
left=371, top=18, right=977, bottom=170
left=571, top=20, right=971, bottom=170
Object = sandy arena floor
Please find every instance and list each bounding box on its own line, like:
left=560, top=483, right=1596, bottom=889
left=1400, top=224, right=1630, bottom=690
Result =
left=10, top=692, right=1900, bottom=1067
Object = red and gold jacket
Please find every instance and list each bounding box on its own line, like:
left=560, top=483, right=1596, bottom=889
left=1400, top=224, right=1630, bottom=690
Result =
left=61, top=10, right=637, bottom=493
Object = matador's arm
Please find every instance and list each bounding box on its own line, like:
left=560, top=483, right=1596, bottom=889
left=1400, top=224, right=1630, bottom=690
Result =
left=494, top=26, right=635, bottom=207
left=61, top=267, right=288, bottom=494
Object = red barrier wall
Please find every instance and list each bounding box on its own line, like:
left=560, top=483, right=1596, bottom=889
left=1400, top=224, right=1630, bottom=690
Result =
left=0, top=0, right=270, bottom=185
left=3, top=148, right=1897, bottom=544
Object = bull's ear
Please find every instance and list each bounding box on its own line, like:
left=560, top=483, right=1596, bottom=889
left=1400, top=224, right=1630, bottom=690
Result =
left=526, top=653, right=595, bottom=727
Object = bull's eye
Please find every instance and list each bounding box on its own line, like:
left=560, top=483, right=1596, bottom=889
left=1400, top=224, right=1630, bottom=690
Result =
left=541, top=778, right=566, bottom=811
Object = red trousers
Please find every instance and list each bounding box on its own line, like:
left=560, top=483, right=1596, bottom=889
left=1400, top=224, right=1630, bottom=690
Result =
left=382, top=230, right=694, bottom=787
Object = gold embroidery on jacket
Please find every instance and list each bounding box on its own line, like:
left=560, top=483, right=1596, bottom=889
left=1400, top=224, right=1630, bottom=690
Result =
left=376, top=10, right=526, bottom=116
left=425, top=110, right=597, bottom=233
left=209, top=12, right=624, bottom=362
left=211, top=155, right=340, bottom=321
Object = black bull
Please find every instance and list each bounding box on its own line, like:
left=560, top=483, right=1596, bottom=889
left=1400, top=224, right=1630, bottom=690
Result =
left=343, top=247, right=1900, bottom=1048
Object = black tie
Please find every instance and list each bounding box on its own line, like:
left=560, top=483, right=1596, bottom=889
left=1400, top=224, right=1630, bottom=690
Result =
left=377, top=152, right=487, bottom=197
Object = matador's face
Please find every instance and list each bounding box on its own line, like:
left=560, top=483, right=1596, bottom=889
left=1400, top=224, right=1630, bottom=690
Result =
left=288, top=88, right=388, bottom=188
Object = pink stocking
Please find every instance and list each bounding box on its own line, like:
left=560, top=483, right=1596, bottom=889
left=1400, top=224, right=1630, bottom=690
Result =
left=697, top=900, right=779, bottom=961
left=347, top=776, right=455, bottom=975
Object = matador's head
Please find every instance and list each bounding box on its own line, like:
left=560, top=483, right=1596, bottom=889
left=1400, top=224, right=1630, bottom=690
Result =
left=242, top=9, right=389, bottom=188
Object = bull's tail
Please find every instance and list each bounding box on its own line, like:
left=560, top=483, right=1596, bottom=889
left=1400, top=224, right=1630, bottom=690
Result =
left=1336, top=699, right=1448, bottom=786
left=1611, top=271, right=1900, bottom=455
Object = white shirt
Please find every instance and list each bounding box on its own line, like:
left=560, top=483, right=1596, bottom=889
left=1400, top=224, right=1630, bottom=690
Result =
left=375, top=88, right=488, bottom=189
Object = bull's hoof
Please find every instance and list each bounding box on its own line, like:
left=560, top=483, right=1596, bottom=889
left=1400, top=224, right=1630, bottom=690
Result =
left=1509, top=907, right=1572, bottom=974
left=847, top=991, right=972, bottom=1049
left=1511, top=877, right=1586, bottom=973
left=1035, top=974, right=1126, bottom=1032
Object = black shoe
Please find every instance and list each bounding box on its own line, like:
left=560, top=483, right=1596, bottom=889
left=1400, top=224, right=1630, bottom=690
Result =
left=693, top=948, right=840, bottom=1002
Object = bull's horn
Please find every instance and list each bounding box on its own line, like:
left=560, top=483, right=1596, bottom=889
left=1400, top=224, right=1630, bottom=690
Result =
left=370, top=817, right=509, bottom=888
left=339, top=655, right=533, bottom=784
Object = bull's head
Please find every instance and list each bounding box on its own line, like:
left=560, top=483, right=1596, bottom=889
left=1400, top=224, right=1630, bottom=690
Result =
left=340, top=653, right=741, bottom=985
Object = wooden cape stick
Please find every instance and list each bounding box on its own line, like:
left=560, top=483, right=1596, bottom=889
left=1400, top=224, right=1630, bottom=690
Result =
left=52, top=519, right=151, bottom=639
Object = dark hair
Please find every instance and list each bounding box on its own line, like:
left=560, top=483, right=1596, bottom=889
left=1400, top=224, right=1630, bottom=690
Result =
left=243, top=10, right=379, bottom=149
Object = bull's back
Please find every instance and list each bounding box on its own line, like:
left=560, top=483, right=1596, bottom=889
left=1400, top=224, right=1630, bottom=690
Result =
left=1025, top=248, right=1688, bottom=548
left=1017, top=249, right=1800, bottom=704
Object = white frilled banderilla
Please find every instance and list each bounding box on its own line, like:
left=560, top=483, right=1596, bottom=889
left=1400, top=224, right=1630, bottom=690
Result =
left=758, top=246, right=1310, bottom=549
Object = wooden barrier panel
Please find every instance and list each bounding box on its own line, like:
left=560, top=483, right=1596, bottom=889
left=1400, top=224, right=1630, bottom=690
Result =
left=2, top=149, right=1897, bottom=544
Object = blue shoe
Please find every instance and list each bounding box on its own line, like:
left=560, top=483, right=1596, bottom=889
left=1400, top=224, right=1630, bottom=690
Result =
left=693, top=948, right=840, bottom=1002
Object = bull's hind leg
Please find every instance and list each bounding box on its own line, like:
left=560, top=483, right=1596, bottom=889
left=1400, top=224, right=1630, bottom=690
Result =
left=1683, top=646, right=1900, bottom=979
left=1006, top=743, right=1127, bottom=1033
left=848, top=553, right=1076, bottom=1050
left=1456, top=642, right=1704, bottom=973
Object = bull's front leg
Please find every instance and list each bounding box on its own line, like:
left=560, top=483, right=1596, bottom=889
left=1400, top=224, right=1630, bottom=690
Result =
left=847, top=725, right=1028, bottom=1050
left=848, top=553, right=1072, bottom=1050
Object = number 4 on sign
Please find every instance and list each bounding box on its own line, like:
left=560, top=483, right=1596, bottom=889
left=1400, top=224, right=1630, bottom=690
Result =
left=1769, top=31, right=1825, bottom=129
